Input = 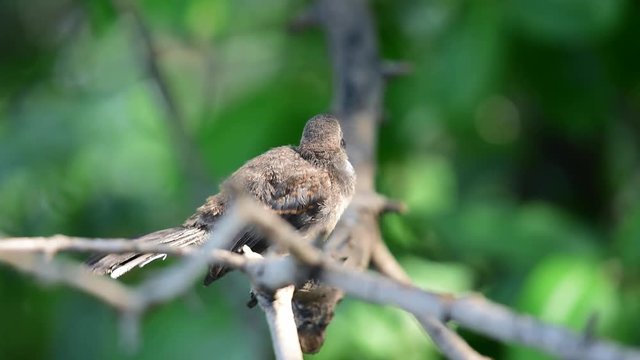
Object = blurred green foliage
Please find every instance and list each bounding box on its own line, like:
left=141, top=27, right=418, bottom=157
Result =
left=1, top=0, right=639, bottom=358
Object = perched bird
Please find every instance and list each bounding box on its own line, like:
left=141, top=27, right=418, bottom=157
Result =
left=88, top=114, right=356, bottom=285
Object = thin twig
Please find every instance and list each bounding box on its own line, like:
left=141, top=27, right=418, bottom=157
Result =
left=2, top=199, right=640, bottom=360
left=0, top=251, right=138, bottom=311
left=318, top=0, right=480, bottom=357
left=417, top=316, right=491, bottom=360
left=235, top=198, right=640, bottom=360
left=131, top=203, right=247, bottom=310
left=111, top=0, right=210, bottom=201
left=258, top=284, right=302, bottom=360
left=370, top=238, right=412, bottom=284
left=0, top=236, right=190, bottom=256
left=380, top=60, right=413, bottom=79
left=244, top=246, right=302, bottom=360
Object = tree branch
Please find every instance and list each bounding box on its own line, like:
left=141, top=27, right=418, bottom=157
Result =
left=1, top=1, right=638, bottom=359
left=312, top=1, right=485, bottom=358
left=417, top=316, right=490, bottom=360
left=0, top=251, right=138, bottom=311
left=1, top=197, right=639, bottom=359
left=245, top=246, right=302, bottom=360
left=111, top=0, right=210, bottom=201
left=235, top=198, right=640, bottom=360
left=257, top=284, right=302, bottom=360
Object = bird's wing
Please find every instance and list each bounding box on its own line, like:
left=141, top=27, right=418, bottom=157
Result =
left=268, top=172, right=328, bottom=230
left=87, top=227, right=208, bottom=278
left=88, top=147, right=331, bottom=284
left=204, top=151, right=330, bottom=284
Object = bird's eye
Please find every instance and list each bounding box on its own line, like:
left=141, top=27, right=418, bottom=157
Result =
left=340, top=138, right=346, bottom=149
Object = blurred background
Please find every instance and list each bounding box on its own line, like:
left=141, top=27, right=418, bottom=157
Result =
left=0, top=0, right=639, bottom=359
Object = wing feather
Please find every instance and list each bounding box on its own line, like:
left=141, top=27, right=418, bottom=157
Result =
left=204, top=148, right=330, bottom=284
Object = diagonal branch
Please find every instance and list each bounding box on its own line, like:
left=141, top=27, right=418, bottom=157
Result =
left=417, top=316, right=490, bottom=360
left=313, top=0, right=484, bottom=358
left=0, top=251, right=137, bottom=311
left=111, top=0, right=210, bottom=201
left=236, top=197, right=640, bottom=360
left=244, top=246, right=302, bottom=360
left=1, top=1, right=636, bottom=359
left=257, top=284, right=302, bottom=360
left=2, top=196, right=639, bottom=359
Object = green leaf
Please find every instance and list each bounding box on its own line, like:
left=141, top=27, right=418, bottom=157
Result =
left=508, top=0, right=626, bottom=43
left=316, top=300, right=436, bottom=360
left=381, top=155, right=457, bottom=218
left=508, top=255, right=619, bottom=359
left=440, top=201, right=597, bottom=270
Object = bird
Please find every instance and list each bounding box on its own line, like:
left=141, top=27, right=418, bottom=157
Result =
left=87, top=114, right=356, bottom=285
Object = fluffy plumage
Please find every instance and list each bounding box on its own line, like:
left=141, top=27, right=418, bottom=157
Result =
left=87, top=114, right=356, bottom=285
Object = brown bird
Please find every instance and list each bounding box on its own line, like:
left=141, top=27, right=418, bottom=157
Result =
left=88, top=114, right=356, bottom=285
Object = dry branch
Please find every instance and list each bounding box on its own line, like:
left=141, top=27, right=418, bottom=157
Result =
left=0, top=252, right=138, bottom=311
left=314, top=0, right=486, bottom=358
left=4, top=197, right=638, bottom=359
left=1, top=1, right=638, bottom=360
left=244, top=246, right=303, bottom=360
left=111, top=0, right=210, bottom=201
left=257, top=284, right=302, bottom=360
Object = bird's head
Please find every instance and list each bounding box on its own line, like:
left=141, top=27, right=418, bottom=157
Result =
left=299, top=114, right=346, bottom=155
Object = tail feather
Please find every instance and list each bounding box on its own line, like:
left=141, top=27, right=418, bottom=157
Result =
left=87, top=227, right=207, bottom=279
